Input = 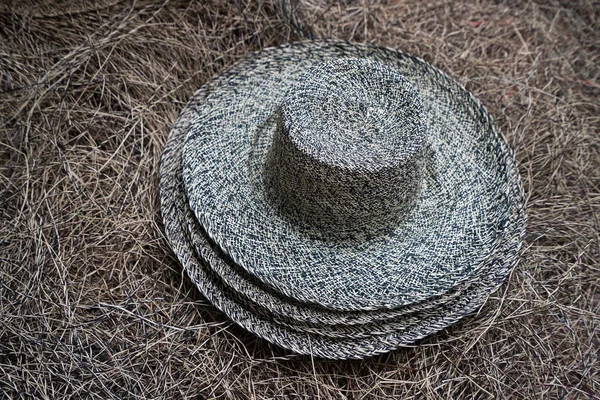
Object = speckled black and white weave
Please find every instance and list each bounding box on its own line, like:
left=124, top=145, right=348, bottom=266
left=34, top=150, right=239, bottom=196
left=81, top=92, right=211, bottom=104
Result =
left=160, top=40, right=526, bottom=359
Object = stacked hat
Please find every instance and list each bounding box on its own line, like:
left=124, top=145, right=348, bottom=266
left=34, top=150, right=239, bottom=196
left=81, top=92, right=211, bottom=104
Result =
left=160, top=40, right=526, bottom=359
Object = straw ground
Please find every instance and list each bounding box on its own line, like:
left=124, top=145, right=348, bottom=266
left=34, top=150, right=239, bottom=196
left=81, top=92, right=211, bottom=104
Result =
left=1, top=0, right=598, bottom=398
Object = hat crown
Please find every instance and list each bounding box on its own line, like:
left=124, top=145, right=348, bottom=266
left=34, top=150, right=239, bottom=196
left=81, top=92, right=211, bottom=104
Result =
left=267, top=58, right=426, bottom=235
left=283, top=59, right=425, bottom=169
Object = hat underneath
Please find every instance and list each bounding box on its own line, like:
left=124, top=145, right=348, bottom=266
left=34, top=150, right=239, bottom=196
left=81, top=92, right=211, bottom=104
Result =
left=160, top=40, right=526, bottom=359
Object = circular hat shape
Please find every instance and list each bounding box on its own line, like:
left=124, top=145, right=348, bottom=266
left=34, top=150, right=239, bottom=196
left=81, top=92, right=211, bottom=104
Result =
left=160, top=40, right=526, bottom=358
left=182, top=47, right=515, bottom=311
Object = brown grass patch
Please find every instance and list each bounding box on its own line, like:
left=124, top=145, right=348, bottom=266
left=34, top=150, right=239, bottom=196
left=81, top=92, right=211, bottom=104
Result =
left=1, top=0, right=598, bottom=398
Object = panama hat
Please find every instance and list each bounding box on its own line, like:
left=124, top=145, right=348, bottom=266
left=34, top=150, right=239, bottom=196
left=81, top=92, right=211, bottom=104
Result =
left=160, top=40, right=526, bottom=359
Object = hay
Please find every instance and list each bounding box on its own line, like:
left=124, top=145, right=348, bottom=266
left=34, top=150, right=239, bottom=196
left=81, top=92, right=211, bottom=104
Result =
left=0, top=0, right=598, bottom=398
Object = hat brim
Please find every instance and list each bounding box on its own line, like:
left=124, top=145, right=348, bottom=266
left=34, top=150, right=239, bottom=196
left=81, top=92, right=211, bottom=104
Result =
left=180, top=41, right=523, bottom=311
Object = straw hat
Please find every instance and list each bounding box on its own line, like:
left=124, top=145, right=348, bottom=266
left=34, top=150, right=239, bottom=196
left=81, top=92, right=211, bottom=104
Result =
left=160, top=40, right=526, bottom=359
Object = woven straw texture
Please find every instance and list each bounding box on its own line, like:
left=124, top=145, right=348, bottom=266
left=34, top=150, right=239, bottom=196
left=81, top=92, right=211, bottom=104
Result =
left=160, top=40, right=526, bottom=359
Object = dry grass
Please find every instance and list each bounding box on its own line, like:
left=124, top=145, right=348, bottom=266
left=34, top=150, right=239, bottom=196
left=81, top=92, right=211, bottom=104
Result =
left=0, top=0, right=598, bottom=398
